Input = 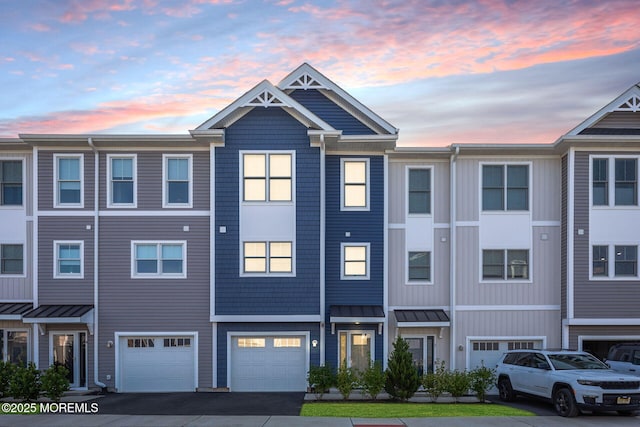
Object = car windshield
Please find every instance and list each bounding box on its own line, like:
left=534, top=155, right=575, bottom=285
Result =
left=547, top=353, right=609, bottom=370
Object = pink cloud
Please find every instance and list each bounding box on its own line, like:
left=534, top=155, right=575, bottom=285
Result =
left=28, top=23, right=52, bottom=32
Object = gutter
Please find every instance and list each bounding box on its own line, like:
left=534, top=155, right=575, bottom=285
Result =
left=88, top=137, right=107, bottom=390
left=449, top=145, right=459, bottom=370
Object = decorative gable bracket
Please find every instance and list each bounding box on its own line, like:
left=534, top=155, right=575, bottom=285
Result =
left=282, top=73, right=327, bottom=90
left=243, top=89, right=289, bottom=108
left=615, top=95, right=640, bottom=112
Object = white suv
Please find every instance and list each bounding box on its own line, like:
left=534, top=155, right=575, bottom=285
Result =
left=496, top=349, right=640, bottom=417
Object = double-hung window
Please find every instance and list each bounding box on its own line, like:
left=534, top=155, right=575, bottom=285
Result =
left=54, top=154, right=83, bottom=207
left=0, top=244, right=23, bottom=275
left=615, top=159, right=637, bottom=206
left=108, top=155, right=136, bottom=207
left=592, top=245, right=638, bottom=278
left=341, top=243, right=369, bottom=279
left=592, top=157, right=639, bottom=206
left=242, top=153, right=292, bottom=202
left=592, top=245, right=608, bottom=276
left=408, top=251, right=431, bottom=282
left=0, top=160, right=22, bottom=206
left=243, top=241, right=292, bottom=274
left=615, top=245, right=637, bottom=276
left=482, top=249, right=529, bottom=280
left=133, top=242, right=186, bottom=278
left=408, top=168, right=431, bottom=214
left=163, top=155, right=192, bottom=207
left=482, top=164, right=529, bottom=211
left=341, top=159, right=369, bottom=210
left=592, top=158, right=608, bottom=206
left=54, top=241, right=83, bottom=278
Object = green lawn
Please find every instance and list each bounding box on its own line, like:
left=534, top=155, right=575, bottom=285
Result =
left=300, top=402, right=534, bottom=418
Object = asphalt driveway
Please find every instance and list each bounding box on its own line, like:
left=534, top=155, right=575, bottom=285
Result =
left=95, top=392, right=305, bottom=415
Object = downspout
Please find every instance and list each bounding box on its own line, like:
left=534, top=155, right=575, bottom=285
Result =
left=449, top=145, right=459, bottom=370
left=88, top=137, right=107, bottom=390
left=319, top=133, right=326, bottom=365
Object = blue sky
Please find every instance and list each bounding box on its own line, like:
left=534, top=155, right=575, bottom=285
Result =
left=1, top=0, right=639, bottom=146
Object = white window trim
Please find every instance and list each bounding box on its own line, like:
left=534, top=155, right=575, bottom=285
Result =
left=406, top=165, right=432, bottom=217
left=405, top=250, right=433, bottom=285
left=162, top=154, right=193, bottom=208
left=589, top=243, right=639, bottom=280
left=338, top=330, right=375, bottom=369
left=53, top=153, right=84, bottom=208
left=0, top=157, right=25, bottom=209
left=240, top=240, right=296, bottom=277
left=0, top=242, right=26, bottom=277
left=341, top=158, right=370, bottom=211
left=0, top=328, right=31, bottom=365
left=589, top=154, right=640, bottom=209
left=479, top=161, right=531, bottom=213
left=130, top=240, right=187, bottom=279
left=479, top=248, right=532, bottom=284
left=340, top=242, right=370, bottom=280
left=239, top=150, right=296, bottom=204
left=107, top=154, right=137, bottom=208
left=53, top=240, right=84, bottom=279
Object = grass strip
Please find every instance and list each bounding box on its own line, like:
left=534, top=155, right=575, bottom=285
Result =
left=301, top=402, right=534, bottom=418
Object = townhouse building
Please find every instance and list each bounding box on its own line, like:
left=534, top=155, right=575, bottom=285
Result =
left=0, top=64, right=638, bottom=392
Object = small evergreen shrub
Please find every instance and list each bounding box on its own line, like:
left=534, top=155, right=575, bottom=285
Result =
left=335, top=362, right=358, bottom=400
left=469, top=364, right=497, bottom=402
left=384, top=336, right=420, bottom=401
left=41, top=364, right=70, bottom=402
left=0, top=361, right=17, bottom=398
left=307, top=364, right=335, bottom=399
left=422, top=359, right=447, bottom=402
left=360, top=360, right=385, bottom=400
left=9, top=362, right=41, bottom=402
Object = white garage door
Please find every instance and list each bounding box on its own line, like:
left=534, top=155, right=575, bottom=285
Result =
left=119, top=335, right=196, bottom=392
left=230, top=335, right=307, bottom=391
left=469, top=339, right=544, bottom=371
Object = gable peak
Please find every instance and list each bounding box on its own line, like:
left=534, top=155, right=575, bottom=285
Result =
left=282, top=72, right=328, bottom=90
left=615, top=94, right=640, bottom=112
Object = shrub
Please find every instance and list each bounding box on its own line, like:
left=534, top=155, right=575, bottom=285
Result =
left=41, top=364, right=70, bottom=402
left=335, top=361, right=359, bottom=400
left=360, top=360, right=385, bottom=400
left=384, top=336, right=420, bottom=401
left=422, top=359, right=447, bottom=402
left=0, top=361, right=17, bottom=398
left=469, top=364, right=497, bottom=402
left=445, top=369, right=471, bottom=401
left=9, top=362, right=41, bottom=402
left=307, top=364, right=335, bottom=399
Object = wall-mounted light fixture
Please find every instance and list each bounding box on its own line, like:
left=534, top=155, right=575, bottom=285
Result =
left=312, top=340, right=318, bottom=348
left=106, top=340, right=114, bottom=348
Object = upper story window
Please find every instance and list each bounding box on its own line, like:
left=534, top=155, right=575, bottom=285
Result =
left=341, top=243, right=369, bottom=279
left=242, top=152, right=292, bottom=202
left=242, top=241, right=293, bottom=274
left=54, top=241, right=83, bottom=279
left=592, top=244, right=638, bottom=279
left=0, top=160, right=23, bottom=206
left=482, top=249, right=529, bottom=281
left=482, top=164, right=529, bottom=211
left=132, top=241, right=186, bottom=278
left=408, top=168, right=431, bottom=215
left=592, top=157, right=638, bottom=207
left=341, top=159, right=369, bottom=210
left=108, top=155, right=136, bottom=207
left=1, top=244, right=23, bottom=275
left=54, top=154, right=83, bottom=208
left=408, top=251, right=431, bottom=282
left=163, top=155, right=192, bottom=208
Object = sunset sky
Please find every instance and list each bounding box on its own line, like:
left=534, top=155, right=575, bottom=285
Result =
left=1, top=0, right=639, bottom=147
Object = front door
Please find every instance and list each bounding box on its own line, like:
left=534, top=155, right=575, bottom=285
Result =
left=51, top=332, right=86, bottom=388
left=405, top=336, right=435, bottom=375
left=339, top=331, right=374, bottom=371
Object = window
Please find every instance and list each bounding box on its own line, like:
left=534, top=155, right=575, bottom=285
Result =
left=237, top=338, right=265, bottom=348
left=615, top=158, right=637, bottom=206
left=164, top=338, right=191, bottom=347
left=592, top=245, right=608, bottom=276
left=274, top=338, right=301, bottom=348
left=482, top=164, right=529, bottom=211
left=127, top=338, right=155, bottom=348
left=0, top=160, right=22, bottom=206
left=242, top=153, right=292, bottom=202
left=615, top=245, right=637, bottom=276
left=54, top=241, right=83, bottom=278
left=508, top=341, right=535, bottom=350
left=342, top=159, right=369, bottom=210
left=163, top=155, right=192, bottom=207
left=1, top=244, right=23, bottom=275
left=472, top=341, right=499, bottom=351
left=0, top=330, right=28, bottom=366
left=342, top=243, right=369, bottom=279
left=132, top=241, right=186, bottom=278
left=54, top=154, right=83, bottom=207
left=482, top=249, right=529, bottom=280
left=243, top=241, right=292, bottom=274
left=408, top=168, right=430, bottom=214
left=408, top=251, right=431, bottom=282
left=592, top=158, right=608, bottom=206
left=108, top=155, right=136, bottom=206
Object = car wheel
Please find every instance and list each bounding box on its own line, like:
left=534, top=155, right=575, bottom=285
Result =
left=498, top=377, right=516, bottom=402
left=553, top=388, right=580, bottom=417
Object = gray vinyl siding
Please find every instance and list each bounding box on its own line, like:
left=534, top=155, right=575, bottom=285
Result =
left=573, top=151, right=640, bottom=318
left=532, top=157, right=561, bottom=222
left=0, top=221, right=33, bottom=300
left=98, top=151, right=210, bottom=210
left=97, top=216, right=212, bottom=389
left=591, top=111, right=640, bottom=128
left=561, top=155, right=568, bottom=319
left=38, top=217, right=95, bottom=305
left=37, top=150, right=95, bottom=211
left=455, top=158, right=479, bottom=222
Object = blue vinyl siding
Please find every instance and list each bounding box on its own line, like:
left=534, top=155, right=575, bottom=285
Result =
left=216, top=322, right=320, bottom=388
left=215, top=107, right=321, bottom=315
left=289, top=89, right=376, bottom=135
